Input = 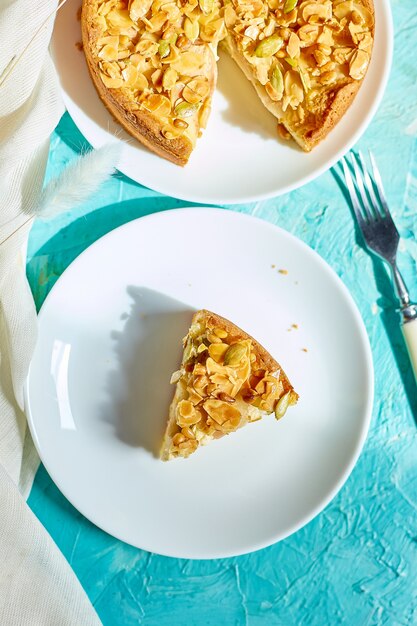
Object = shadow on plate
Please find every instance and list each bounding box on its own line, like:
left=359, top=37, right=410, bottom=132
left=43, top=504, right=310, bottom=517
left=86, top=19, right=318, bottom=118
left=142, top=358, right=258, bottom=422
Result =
left=27, top=191, right=208, bottom=310
left=101, top=286, right=194, bottom=457
left=215, top=52, right=278, bottom=141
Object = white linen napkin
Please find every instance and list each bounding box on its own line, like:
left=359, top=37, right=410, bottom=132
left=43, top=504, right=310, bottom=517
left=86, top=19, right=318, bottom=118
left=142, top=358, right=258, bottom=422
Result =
left=0, top=2, right=102, bottom=623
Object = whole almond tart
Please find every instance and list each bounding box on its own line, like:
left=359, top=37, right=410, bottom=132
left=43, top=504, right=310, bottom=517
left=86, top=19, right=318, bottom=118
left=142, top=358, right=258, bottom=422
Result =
left=81, top=0, right=374, bottom=165
left=160, top=310, right=298, bottom=460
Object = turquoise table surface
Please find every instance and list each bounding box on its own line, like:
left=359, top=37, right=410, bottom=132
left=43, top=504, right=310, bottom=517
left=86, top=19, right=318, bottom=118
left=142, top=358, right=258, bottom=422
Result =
left=27, top=2, right=417, bottom=623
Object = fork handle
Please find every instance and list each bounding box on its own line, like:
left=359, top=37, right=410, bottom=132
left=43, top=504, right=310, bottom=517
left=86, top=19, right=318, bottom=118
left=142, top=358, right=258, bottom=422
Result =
left=402, top=318, right=417, bottom=381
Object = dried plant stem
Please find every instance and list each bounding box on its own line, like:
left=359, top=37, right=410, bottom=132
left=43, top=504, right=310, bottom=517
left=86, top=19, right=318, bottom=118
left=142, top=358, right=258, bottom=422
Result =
left=0, top=217, right=34, bottom=248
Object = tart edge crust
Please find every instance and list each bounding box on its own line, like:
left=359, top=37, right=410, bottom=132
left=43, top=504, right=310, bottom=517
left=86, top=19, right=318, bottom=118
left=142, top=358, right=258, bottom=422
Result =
left=82, top=1, right=193, bottom=166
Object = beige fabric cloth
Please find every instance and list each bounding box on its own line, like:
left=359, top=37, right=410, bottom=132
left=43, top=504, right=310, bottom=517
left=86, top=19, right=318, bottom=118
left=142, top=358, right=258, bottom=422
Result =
left=0, top=2, right=101, bottom=624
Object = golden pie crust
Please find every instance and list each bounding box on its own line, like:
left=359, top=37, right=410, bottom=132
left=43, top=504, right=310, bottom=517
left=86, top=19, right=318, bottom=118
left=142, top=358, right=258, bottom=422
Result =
left=160, top=309, right=298, bottom=460
left=82, top=0, right=374, bottom=165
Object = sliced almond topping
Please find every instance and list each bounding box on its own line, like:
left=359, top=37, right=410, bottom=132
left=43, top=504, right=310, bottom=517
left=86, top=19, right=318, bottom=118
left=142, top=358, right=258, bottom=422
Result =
left=100, top=72, right=124, bottom=88
left=286, top=32, right=300, bottom=58
left=302, top=1, right=332, bottom=23
left=199, top=0, right=214, bottom=14
left=176, top=438, right=198, bottom=456
left=184, top=17, right=200, bottom=42
left=357, top=32, right=373, bottom=53
left=181, top=426, right=196, bottom=439
left=142, top=93, right=172, bottom=115
left=213, top=327, right=228, bottom=338
left=297, top=23, right=319, bottom=46
left=224, top=4, right=238, bottom=28
left=317, top=25, right=334, bottom=47
left=121, top=64, right=138, bottom=86
left=203, top=399, right=241, bottom=428
left=244, top=24, right=260, bottom=40
left=97, top=35, right=120, bottom=48
left=162, top=67, right=178, bottom=89
left=198, top=100, right=211, bottom=129
left=151, top=68, right=163, bottom=87
left=313, top=48, right=329, bottom=67
left=98, top=44, right=119, bottom=61
left=176, top=399, right=202, bottom=426
left=107, top=8, right=136, bottom=33
left=177, top=34, right=192, bottom=50
left=129, top=0, right=153, bottom=20
left=172, top=432, right=186, bottom=445
left=136, top=39, right=159, bottom=57
left=161, top=125, right=182, bottom=139
left=349, top=48, right=369, bottom=80
left=170, top=370, right=181, bottom=384
left=172, top=47, right=208, bottom=75
left=277, top=122, right=291, bottom=140
left=319, top=70, right=338, bottom=85
left=333, top=46, right=354, bottom=65
left=183, top=77, right=211, bottom=103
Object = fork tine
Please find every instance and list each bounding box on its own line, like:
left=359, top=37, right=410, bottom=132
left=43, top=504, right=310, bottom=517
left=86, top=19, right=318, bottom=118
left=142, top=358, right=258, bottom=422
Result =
left=350, top=152, right=374, bottom=221
left=341, top=156, right=365, bottom=227
left=358, top=150, right=381, bottom=219
left=369, top=151, right=391, bottom=218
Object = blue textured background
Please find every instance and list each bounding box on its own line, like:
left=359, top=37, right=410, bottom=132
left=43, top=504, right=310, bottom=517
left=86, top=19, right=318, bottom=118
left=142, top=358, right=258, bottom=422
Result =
left=27, top=2, right=417, bottom=623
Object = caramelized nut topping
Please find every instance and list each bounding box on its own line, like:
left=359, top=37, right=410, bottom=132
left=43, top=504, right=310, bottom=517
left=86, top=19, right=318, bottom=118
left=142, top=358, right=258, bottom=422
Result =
left=166, top=315, right=297, bottom=458
left=90, top=0, right=224, bottom=143
left=90, top=0, right=373, bottom=154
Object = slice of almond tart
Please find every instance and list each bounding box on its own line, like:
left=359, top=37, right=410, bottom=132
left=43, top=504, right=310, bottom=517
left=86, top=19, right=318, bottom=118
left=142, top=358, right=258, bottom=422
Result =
left=160, top=309, right=298, bottom=460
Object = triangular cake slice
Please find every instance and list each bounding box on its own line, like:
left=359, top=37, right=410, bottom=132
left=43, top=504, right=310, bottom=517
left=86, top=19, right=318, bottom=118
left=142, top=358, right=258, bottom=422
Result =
left=160, top=309, right=298, bottom=460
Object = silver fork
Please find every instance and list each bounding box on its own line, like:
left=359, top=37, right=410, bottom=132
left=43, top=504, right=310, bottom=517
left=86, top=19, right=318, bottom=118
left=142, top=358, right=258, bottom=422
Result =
left=341, top=151, right=417, bottom=379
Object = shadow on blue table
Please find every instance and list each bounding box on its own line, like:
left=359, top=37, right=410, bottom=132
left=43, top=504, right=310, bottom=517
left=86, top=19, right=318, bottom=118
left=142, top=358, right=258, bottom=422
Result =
left=331, top=164, right=417, bottom=425
left=27, top=189, right=220, bottom=312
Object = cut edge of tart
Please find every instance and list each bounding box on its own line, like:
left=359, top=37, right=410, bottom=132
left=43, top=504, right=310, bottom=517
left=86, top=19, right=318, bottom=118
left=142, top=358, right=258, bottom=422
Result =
left=221, top=0, right=375, bottom=152
left=160, top=309, right=298, bottom=461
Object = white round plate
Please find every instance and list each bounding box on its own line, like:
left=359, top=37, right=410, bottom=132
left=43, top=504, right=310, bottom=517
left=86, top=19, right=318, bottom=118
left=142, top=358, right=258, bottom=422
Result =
left=25, top=208, right=373, bottom=558
left=52, top=0, right=392, bottom=204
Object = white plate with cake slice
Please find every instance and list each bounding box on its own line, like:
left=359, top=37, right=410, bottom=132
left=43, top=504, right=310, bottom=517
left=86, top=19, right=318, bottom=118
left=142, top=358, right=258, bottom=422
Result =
left=52, top=0, right=392, bottom=204
left=25, top=208, right=373, bottom=558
